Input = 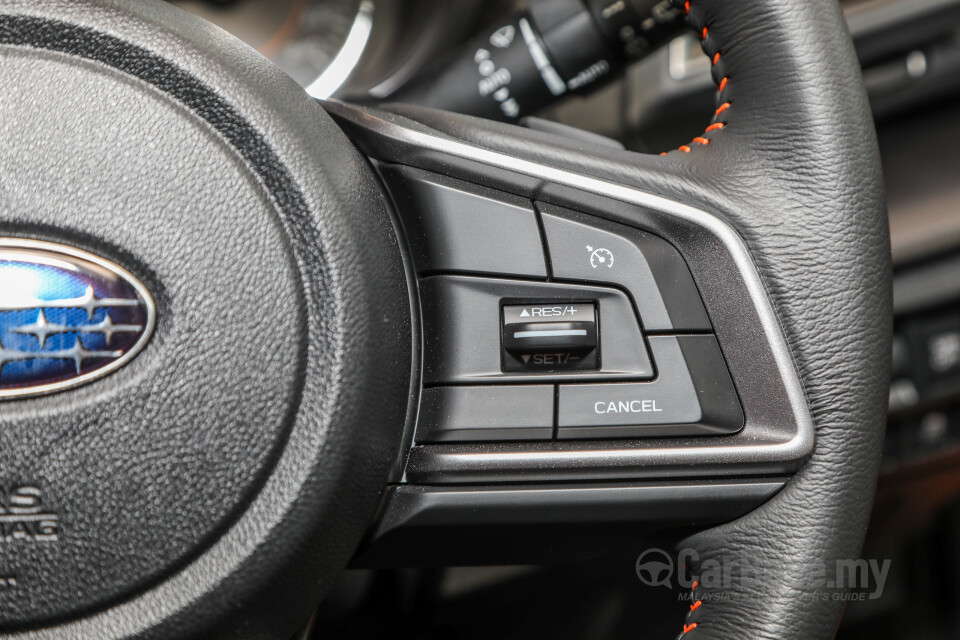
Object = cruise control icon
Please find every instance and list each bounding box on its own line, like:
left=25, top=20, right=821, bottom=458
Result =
left=586, top=245, right=614, bottom=269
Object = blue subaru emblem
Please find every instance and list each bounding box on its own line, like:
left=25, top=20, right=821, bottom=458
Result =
left=0, top=239, right=155, bottom=399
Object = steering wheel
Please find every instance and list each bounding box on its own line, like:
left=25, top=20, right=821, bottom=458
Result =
left=0, top=0, right=890, bottom=639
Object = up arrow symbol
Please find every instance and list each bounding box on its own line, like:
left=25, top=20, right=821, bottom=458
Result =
left=520, top=309, right=530, bottom=317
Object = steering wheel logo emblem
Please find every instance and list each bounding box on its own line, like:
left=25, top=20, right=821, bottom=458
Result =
left=0, top=239, right=155, bottom=399
left=586, top=245, right=615, bottom=269
left=635, top=549, right=675, bottom=587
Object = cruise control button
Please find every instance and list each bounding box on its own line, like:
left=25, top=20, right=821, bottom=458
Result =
left=420, top=276, right=653, bottom=383
left=416, top=385, right=555, bottom=442
left=557, top=336, right=743, bottom=438
left=502, top=303, right=598, bottom=371
left=539, top=204, right=710, bottom=331
left=380, top=165, right=547, bottom=277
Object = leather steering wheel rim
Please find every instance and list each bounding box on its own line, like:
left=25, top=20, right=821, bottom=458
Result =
left=382, top=0, right=892, bottom=637
left=0, top=0, right=889, bottom=638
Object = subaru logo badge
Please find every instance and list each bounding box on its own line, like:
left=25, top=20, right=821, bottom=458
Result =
left=0, top=239, right=155, bottom=399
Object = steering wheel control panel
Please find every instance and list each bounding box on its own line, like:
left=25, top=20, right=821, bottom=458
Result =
left=327, top=100, right=813, bottom=565
left=380, top=164, right=744, bottom=446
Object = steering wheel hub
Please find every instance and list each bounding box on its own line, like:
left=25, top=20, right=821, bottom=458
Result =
left=0, top=1, right=410, bottom=635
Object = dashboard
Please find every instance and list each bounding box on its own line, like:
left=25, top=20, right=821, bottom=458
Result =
left=170, top=0, right=516, bottom=99
left=171, top=0, right=367, bottom=96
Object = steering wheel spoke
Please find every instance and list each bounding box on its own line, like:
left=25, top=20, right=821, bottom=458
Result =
left=331, top=1, right=891, bottom=637
left=327, top=100, right=813, bottom=566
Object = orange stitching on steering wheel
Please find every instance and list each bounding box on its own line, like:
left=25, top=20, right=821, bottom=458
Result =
left=661, top=0, right=730, bottom=155
left=680, top=578, right=703, bottom=635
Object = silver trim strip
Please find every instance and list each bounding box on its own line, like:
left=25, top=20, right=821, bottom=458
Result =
left=513, top=329, right=587, bottom=338
left=306, top=0, right=375, bottom=99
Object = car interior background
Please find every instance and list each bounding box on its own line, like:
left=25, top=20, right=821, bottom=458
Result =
left=2, top=0, right=951, bottom=637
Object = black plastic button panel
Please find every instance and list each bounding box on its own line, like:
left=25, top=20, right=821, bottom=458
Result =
left=539, top=203, right=711, bottom=332
left=380, top=165, right=548, bottom=278
left=416, top=385, right=554, bottom=443
left=380, top=164, right=742, bottom=442
left=420, top=337, right=742, bottom=443
left=557, top=336, right=743, bottom=439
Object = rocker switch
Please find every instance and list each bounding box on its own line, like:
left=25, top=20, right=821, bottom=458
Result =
left=501, top=303, right=598, bottom=372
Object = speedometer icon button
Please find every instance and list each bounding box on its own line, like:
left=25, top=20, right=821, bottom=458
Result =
left=587, top=246, right=615, bottom=269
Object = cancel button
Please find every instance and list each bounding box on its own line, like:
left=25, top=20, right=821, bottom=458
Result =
left=557, top=336, right=744, bottom=439
left=557, top=336, right=705, bottom=438
left=559, top=383, right=701, bottom=429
